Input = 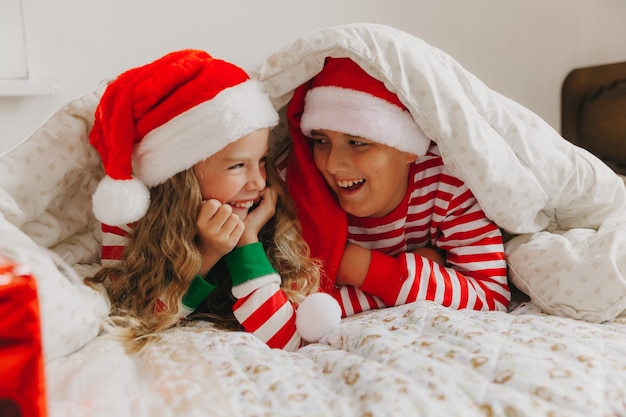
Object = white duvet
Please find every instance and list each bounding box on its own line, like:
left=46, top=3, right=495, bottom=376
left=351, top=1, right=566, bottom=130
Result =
left=2, top=22, right=626, bottom=416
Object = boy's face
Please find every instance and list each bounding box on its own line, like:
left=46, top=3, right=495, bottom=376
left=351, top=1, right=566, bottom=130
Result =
left=311, top=129, right=417, bottom=218
left=193, top=128, right=270, bottom=220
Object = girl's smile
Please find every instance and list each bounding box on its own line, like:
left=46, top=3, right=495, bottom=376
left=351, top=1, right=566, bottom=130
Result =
left=227, top=197, right=261, bottom=215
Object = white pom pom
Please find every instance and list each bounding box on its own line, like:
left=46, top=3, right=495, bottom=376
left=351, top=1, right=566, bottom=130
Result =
left=296, top=292, right=342, bottom=343
left=92, top=175, right=150, bottom=226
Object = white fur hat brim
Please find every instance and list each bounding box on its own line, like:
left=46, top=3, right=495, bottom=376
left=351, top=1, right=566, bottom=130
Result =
left=301, top=86, right=431, bottom=156
left=133, top=79, right=279, bottom=187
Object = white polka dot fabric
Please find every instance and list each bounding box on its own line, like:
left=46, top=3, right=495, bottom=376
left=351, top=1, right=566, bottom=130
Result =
left=257, top=23, right=626, bottom=322
left=0, top=81, right=110, bottom=361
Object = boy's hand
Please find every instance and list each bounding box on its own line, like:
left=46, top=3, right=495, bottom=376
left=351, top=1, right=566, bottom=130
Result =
left=335, top=244, right=446, bottom=287
left=196, top=199, right=245, bottom=275
left=238, top=187, right=278, bottom=246
left=412, top=246, right=446, bottom=266
left=336, top=243, right=371, bottom=287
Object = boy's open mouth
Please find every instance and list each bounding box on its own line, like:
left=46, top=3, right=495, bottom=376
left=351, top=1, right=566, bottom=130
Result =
left=337, top=178, right=365, bottom=192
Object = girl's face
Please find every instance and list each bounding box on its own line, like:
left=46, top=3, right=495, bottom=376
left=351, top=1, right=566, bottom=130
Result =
left=311, top=129, right=417, bottom=218
left=193, top=128, right=270, bottom=220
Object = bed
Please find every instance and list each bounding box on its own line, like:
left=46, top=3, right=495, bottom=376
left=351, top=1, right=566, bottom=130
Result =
left=3, top=23, right=626, bottom=417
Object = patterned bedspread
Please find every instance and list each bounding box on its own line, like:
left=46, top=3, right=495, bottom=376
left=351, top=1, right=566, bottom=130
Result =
left=46, top=300, right=626, bottom=417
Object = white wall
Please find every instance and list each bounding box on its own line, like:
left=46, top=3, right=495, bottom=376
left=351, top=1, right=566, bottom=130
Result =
left=1, top=0, right=625, bottom=154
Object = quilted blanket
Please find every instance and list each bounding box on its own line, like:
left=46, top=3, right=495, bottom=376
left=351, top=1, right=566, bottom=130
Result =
left=45, top=300, right=626, bottom=417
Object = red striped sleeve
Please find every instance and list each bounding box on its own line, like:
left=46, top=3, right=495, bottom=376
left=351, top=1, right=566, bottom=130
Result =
left=267, top=315, right=300, bottom=349
left=100, top=223, right=134, bottom=266
left=235, top=290, right=290, bottom=332
left=101, top=245, right=126, bottom=261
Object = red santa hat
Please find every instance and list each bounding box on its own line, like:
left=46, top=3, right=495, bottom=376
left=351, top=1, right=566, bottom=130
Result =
left=300, top=57, right=431, bottom=155
left=89, top=49, right=279, bottom=226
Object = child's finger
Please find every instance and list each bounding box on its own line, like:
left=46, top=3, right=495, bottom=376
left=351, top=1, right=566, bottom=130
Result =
left=197, top=199, right=222, bottom=223
left=221, top=210, right=244, bottom=235
left=197, top=201, right=244, bottom=253
left=254, top=187, right=278, bottom=216
left=229, top=218, right=246, bottom=240
left=260, top=187, right=278, bottom=207
left=198, top=200, right=234, bottom=230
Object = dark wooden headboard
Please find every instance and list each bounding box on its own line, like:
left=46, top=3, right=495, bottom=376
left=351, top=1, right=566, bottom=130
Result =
left=561, top=61, right=626, bottom=175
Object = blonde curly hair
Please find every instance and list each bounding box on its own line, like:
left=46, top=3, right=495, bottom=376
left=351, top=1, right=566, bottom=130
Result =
left=86, top=161, right=320, bottom=353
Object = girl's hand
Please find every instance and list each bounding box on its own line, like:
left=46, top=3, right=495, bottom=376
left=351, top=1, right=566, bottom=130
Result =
left=238, top=187, right=278, bottom=247
left=196, top=199, right=245, bottom=275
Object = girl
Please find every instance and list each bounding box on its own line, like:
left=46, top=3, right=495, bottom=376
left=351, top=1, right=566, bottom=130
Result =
left=86, top=49, right=324, bottom=353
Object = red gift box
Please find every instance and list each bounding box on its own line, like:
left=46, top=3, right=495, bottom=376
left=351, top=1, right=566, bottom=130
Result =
left=0, top=256, right=46, bottom=417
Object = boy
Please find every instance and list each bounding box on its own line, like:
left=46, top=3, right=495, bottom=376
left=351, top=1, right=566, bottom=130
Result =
left=281, top=57, right=510, bottom=316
